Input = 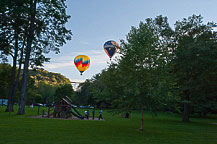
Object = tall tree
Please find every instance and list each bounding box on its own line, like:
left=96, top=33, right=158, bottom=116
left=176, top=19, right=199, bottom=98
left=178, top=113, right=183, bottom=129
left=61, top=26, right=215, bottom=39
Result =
left=17, top=0, right=37, bottom=114
left=0, top=0, right=28, bottom=112
left=1, top=0, right=72, bottom=114
left=172, top=15, right=217, bottom=122
left=105, top=16, right=175, bottom=130
left=17, top=0, right=72, bottom=114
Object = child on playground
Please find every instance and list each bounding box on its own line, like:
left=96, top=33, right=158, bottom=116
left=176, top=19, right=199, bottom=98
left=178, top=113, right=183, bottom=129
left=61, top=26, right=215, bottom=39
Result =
left=84, top=110, right=89, bottom=120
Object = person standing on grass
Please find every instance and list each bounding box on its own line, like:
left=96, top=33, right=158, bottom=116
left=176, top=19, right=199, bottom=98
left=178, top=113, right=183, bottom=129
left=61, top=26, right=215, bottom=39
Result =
left=84, top=110, right=88, bottom=119
left=87, top=110, right=89, bottom=120
left=92, top=109, right=95, bottom=120
left=98, top=109, right=103, bottom=120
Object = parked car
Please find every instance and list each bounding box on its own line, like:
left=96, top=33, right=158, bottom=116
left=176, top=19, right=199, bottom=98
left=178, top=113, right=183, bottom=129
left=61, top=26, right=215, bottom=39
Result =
left=0, top=99, right=8, bottom=106
left=44, top=103, right=53, bottom=107
left=80, top=105, right=94, bottom=109
left=71, top=104, right=77, bottom=108
left=33, top=103, right=43, bottom=106
left=80, top=105, right=89, bottom=109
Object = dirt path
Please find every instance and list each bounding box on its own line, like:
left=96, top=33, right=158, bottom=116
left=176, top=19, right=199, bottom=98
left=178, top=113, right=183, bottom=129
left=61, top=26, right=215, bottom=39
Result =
left=28, top=115, right=104, bottom=121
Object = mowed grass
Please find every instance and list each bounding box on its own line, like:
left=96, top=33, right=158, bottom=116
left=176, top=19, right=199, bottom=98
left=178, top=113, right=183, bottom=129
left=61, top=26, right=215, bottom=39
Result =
left=0, top=106, right=217, bottom=144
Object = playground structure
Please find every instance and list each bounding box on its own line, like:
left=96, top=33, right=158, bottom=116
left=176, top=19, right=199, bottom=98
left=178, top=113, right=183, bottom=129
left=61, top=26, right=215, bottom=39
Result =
left=47, top=96, right=84, bottom=119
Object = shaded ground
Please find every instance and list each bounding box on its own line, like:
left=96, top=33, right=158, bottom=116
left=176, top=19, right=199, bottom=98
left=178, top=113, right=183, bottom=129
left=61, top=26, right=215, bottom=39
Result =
left=28, top=115, right=104, bottom=121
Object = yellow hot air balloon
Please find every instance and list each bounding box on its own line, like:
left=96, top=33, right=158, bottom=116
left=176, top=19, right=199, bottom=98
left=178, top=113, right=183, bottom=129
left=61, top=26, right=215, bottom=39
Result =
left=74, top=55, right=90, bottom=75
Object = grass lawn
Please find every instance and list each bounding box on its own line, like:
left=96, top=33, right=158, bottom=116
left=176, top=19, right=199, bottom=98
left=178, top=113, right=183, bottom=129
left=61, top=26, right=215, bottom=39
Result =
left=0, top=106, right=217, bottom=144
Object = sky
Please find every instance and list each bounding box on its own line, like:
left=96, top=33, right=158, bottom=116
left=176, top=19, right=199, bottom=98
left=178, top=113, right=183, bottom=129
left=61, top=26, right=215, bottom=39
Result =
left=42, top=0, right=217, bottom=82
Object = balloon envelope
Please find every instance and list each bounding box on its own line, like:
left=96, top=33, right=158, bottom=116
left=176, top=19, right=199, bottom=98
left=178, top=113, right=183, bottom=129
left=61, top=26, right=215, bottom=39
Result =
left=74, top=55, right=90, bottom=75
left=104, top=40, right=119, bottom=59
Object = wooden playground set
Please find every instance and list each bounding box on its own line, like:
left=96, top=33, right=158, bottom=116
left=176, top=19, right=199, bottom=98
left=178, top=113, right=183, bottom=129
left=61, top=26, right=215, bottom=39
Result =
left=40, top=96, right=85, bottom=119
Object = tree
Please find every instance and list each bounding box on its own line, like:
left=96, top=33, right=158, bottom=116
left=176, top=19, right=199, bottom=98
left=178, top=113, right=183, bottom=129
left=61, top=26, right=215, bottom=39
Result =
left=103, top=16, right=176, bottom=130
left=93, top=65, right=123, bottom=109
left=37, top=82, right=56, bottom=104
left=172, top=15, right=217, bottom=121
left=76, top=75, right=109, bottom=108
left=1, top=0, right=72, bottom=114
left=75, top=79, right=94, bottom=106
left=17, top=0, right=37, bottom=115
left=17, top=0, right=72, bottom=115
left=55, top=84, right=74, bottom=102
left=0, top=0, right=29, bottom=112
left=25, top=76, right=38, bottom=105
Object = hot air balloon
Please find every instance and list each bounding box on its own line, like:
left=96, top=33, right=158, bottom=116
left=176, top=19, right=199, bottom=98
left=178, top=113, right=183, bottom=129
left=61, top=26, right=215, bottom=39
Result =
left=74, top=55, right=90, bottom=75
left=104, top=40, right=119, bottom=60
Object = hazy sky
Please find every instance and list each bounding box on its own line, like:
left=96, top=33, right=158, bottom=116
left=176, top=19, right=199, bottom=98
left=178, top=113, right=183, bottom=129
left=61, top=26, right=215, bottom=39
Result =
left=43, top=0, right=217, bottom=82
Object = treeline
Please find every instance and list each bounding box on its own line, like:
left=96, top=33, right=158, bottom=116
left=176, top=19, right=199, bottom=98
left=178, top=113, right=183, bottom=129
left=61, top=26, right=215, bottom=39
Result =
left=0, top=63, right=74, bottom=105
left=76, top=15, right=217, bottom=126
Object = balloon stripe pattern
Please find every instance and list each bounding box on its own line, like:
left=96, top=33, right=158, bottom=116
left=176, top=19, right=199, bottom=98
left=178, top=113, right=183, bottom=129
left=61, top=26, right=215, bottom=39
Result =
left=74, top=58, right=90, bottom=67
left=74, top=55, right=90, bottom=75
left=104, top=40, right=119, bottom=59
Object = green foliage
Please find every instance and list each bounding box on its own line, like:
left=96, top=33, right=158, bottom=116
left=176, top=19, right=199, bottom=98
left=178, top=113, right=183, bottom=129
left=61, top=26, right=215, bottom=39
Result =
left=74, top=79, right=94, bottom=106
left=29, top=0, right=72, bottom=68
left=75, top=72, right=117, bottom=108
left=0, top=64, right=73, bottom=104
left=172, top=15, right=217, bottom=117
left=0, top=63, right=11, bottom=99
left=34, top=94, right=42, bottom=103
left=0, top=0, right=72, bottom=66
left=37, top=82, right=56, bottom=104
left=29, top=68, right=71, bottom=86
left=30, top=68, right=72, bottom=104
left=55, top=84, right=74, bottom=102
left=25, top=76, right=38, bottom=105
left=101, top=16, right=178, bottom=112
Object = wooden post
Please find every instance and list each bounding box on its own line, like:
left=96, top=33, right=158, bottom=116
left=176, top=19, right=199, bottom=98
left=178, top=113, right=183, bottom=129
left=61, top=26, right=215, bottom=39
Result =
left=37, top=106, right=40, bottom=115
left=48, top=106, right=50, bottom=118
left=140, top=108, right=144, bottom=131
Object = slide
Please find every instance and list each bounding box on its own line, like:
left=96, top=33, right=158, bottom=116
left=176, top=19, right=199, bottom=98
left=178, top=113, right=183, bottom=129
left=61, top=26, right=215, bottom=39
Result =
left=63, top=96, right=85, bottom=119
left=72, top=106, right=83, bottom=117
left=70, top=111, right=84, bottom=119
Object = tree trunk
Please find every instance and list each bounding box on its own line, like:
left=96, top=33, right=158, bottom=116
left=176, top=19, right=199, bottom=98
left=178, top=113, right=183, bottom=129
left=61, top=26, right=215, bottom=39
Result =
left=5, top=28, right=19, bottom=112
left=13, top=41, right=24, bottom=105
left=140, top=108, right=144, bottom=130
left=6, top=38, right=25, bottom=112
left=182, top=102, right=190, bottom=122
left=17, top=0, right=36, bottom=115
left=182, top=90, right=190, bottom=122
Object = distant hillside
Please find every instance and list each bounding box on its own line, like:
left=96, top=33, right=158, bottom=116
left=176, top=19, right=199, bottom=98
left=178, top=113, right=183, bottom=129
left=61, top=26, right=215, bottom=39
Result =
left=29, top=68, right=71, bottom=86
